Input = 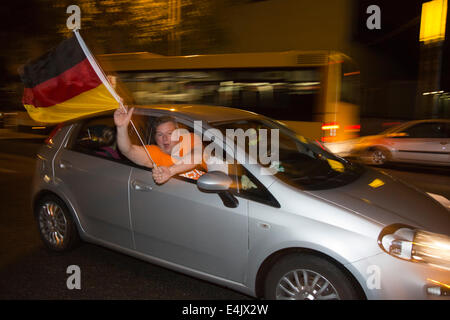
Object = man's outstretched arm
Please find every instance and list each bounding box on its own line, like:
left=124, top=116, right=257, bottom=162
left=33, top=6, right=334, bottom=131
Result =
left=114, top=107, right=154, bottom=168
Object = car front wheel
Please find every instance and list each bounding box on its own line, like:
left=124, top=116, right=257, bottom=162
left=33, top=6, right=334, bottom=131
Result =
left=264, top=254, right=361, bottom=300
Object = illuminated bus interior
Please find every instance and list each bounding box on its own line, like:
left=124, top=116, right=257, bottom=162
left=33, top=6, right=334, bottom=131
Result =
left=117, top=68, right=321, bottom=122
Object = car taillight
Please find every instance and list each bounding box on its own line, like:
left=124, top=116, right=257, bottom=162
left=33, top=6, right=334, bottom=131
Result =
left=45, top=124, right=63, bottom=146
left=344, top=124, right=361, bottom=132
left=321, top=122, right=340, bottom=130
left=321, top=122, right=339, bottom=142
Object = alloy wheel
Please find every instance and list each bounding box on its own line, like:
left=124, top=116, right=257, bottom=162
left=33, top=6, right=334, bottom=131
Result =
left=276, top=269, right=340, bottom=300
left=38, top=201, right=68, bottom=248
left=371, top=149, right=387, bottom=165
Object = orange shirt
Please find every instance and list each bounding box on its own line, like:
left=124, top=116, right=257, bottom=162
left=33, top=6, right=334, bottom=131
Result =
left=145, top=145, right=175, bottom=167
left=145, top=133, right=206, bottom=180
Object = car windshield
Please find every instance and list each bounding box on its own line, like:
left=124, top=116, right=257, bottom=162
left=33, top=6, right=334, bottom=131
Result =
left=212, top=118, right=365, bottom=190
left=380, top=122, right=408, bottom=134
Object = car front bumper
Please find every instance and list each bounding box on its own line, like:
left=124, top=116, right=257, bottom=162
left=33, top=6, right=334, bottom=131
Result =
left=348, top=252, right=450, bottom=300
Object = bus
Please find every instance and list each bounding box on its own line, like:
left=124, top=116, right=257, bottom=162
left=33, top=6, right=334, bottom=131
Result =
left=98, top=50, right=361, bottom=142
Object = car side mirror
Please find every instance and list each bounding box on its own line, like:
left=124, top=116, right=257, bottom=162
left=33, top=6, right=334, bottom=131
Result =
left=197, top=171, right=239, bottom=208
left=197, top=171, right=232, bottom=192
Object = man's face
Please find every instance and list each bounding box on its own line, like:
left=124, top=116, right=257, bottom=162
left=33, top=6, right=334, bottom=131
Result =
left=155, top=121, right=178, bottom=154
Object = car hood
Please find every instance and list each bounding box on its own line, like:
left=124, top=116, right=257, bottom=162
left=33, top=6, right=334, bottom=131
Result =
left=306, top=168, right=450, bottom=235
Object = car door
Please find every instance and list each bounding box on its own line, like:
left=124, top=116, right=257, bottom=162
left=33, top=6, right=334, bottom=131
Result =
left=128, top=115, right=249, bottom=283
left=389, top=122, right=450, bottom=165
left=54, top=115, right=134, bottom=249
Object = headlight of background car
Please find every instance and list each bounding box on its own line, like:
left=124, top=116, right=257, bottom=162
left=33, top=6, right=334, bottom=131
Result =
left=378, top=224, right=450, bottom=271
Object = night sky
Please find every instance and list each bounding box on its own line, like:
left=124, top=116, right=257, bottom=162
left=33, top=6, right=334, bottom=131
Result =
left=352, top=0, right=423, bottom=80
left=0, top=0, right=448, bottom=115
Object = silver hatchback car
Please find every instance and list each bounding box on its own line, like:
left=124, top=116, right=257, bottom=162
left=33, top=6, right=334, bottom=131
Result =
left=31, top=105, right=450, bottom=300
left=350, top=119, right=450, bottom=166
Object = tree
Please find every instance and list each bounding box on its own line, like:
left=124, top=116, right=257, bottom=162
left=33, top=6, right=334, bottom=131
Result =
left=0, top=0, right=226, bottom=110
left=55, top=0, right=225, bottom=55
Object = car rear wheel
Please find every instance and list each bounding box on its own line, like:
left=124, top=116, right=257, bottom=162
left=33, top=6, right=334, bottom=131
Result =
left=35, top=195, right=80, bottom=252
left=264, top=254, right=360, bottom=300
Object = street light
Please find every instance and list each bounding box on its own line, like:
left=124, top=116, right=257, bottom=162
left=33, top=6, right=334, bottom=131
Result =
left=419, top=0, right=447, bottom=43
left=417, top=0, right=448, bottom=118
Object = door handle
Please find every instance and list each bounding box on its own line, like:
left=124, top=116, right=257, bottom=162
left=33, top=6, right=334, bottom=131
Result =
left=131, top=179, right=152, bottom=192
left=59, top=160, right=72, bottom=169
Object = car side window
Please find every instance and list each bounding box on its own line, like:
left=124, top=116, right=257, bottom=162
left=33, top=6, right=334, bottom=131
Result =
left=227, top=163, right=279, bottom=207
left=71, top=116, right=125, bottom=162
left=202, top=139, right=279, bottom=206
left=404, top=122, right=447, bottom=139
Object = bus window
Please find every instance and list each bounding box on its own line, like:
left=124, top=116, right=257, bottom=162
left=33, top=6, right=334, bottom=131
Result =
left=99, top=50, right=359, bottom=142
left=118, top=68, right=321, bottom=123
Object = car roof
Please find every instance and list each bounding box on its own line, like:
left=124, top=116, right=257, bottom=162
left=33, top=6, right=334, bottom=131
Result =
left=134, top=104, right=262, bottom=123
left=385, top=119, right=449, bottom=132
left=63, top=104, right=263, bottom=127
left=411, top=119, right=449, bottom=123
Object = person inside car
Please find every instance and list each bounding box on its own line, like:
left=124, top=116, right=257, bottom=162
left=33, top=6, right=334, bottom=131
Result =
left=114, top=107, right=204, bottom=184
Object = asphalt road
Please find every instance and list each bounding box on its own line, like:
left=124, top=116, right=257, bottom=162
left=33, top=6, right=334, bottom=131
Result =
left=0, top=138, right=449, bottom=300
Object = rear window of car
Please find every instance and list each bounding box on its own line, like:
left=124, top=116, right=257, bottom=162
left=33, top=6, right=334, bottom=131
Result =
left=404, top=122, right=449, bottom=139
left=69, top=116, right=128, bottom=163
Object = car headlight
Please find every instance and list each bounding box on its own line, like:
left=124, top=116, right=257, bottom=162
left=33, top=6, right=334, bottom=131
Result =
left=378, top=224, right=450, bottom=271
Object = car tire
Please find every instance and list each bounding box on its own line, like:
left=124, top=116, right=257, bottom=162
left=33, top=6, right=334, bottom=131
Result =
left=264, top=253, right=360, bottom=300
left=366, top=148, right=389, bottom=166
left=35, top=195, right=80, bottom=252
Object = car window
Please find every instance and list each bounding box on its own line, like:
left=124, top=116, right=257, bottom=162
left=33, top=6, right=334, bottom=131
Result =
left=70, top=116, right=126, bottom=162
left=227, top=162, right=279, bottom=207
left=199, top=143, right=279, bottom=206
left=212, top=118, right=364, bottom=191
left=403, top=122, right=448, bottom=139
left=133, top=113, right=278, bottom=205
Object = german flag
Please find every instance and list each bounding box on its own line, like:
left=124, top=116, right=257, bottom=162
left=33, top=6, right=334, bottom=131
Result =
left=20, top=34, right=119, bottom=123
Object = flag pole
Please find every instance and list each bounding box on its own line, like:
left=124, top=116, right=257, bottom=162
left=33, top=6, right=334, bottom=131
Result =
left=73, top=30, right=156, bottom=167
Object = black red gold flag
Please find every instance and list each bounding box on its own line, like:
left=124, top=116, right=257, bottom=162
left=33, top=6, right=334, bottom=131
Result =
left=20, top=33, right=119, bottom=123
